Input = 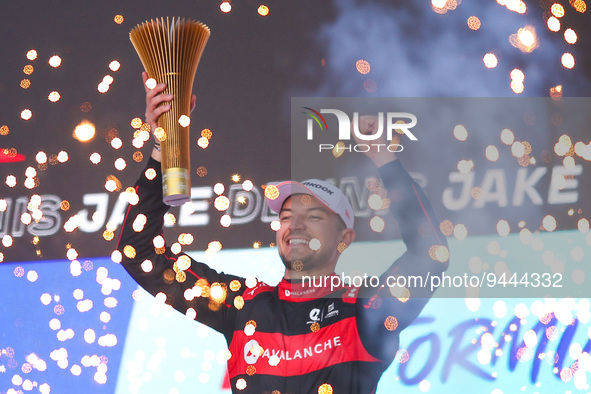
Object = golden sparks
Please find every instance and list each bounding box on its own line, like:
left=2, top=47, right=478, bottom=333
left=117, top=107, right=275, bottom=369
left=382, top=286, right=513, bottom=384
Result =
left=564, top=28, right=577, bottom=44
left=80, top=102, right=92, bottom=113
left=439, top=219, right=454, bottom=236
left=214, top=183, right=225, bottom=195
left=23, top=65, right=34, bottom=75
left=485, top=145, right=499, bottom=161
left=467, top=16, right=481, bottom=30
left=510, top=26, right=538, bottom=53
left=384, top=316, right=399, bottom=331
left=48, top=91, right=61, bottom=102
left=257, top=5, right=270, bottom=16
left=109, top=60, right=121, bottom=71
left=229, top=280, right=242, bottom=292
left=547, top=16, right=561, bottom=32
left=264, top=185, right=280, bottom=200
left=500, top=128, right=515, bottom=145
left=103, top=230, right=115, bottom=241
left=235, top=378, right=246, bottom=390
left=318, top=383, right=333, bottom=394
left=234, top=295, right=245, bottom=310
left=389, top=283, right=410, bottom=302
left=429, top=245, right=450, bottom=263
left=572, top=0, right=587, bottom=12
left=453, top=124, right=468, bottom=141
left=561, top=53, right=575, bottom=69
left=482, top=53, right=498, bottom=68
left=220, top=1, right=232, bottom=13
left=542, top=215, right=557, bottom=232
left=269, top=355, right=280, bottom=366
left=207, top=241, right=223, bottom=253
left=363, top=78, right=377, bottom=93
left=21, top=109, right=32, bottom=120
left=130, top=117, right=143, bottom=129
left=196, top=166, right=208, bottom=177
left=231, top=174, right=241, bottom=182
left=178, top=115, right=191, bottom=127
left=355, top=59, right=371, bottom=74
left=369, top=216, right=385, bottom=232
left=551, top=3, right=565, bottom=17
left=145, top=78, right=157, bottom=89
left=104, top=175, right=122, bottom=192
left=214, top=195, right=230, bottom=211
left=26, top=49, right=38, bottom=61
left=197, top=136, right=209, bottom=149
left=244, top=320, right=257, bottom=336
left=123, top=245, right=136, bottom=259
left=201, top=128, right=213, bottom=139
left=48, top=55, right=62, bottom=68
left=73, top=121, right=96, bottom=142
left=332, top=141, right=346, bottom=158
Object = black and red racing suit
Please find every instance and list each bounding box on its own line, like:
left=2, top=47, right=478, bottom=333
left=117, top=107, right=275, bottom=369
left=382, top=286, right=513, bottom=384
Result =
left=117, top=157, right=448, bottom=393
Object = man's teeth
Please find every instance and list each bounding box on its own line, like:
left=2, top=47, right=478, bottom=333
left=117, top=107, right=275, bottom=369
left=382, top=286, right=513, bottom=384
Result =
left=289, top=239, right=308, bottom=245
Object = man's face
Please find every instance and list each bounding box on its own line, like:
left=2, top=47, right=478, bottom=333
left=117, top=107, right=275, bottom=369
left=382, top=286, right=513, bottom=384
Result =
left=276, top=194, right=347, bottom=273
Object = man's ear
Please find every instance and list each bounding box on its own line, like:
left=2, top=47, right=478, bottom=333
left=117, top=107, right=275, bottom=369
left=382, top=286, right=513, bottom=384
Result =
left=340, top=228, right=355, bottom=247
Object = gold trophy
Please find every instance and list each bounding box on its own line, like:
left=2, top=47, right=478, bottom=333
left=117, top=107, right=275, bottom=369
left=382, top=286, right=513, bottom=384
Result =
left=130, top=17, right=210, bottom=205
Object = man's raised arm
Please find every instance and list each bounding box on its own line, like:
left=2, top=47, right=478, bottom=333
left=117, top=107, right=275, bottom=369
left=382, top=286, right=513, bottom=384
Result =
left=352, top=116, right=450, bottom=362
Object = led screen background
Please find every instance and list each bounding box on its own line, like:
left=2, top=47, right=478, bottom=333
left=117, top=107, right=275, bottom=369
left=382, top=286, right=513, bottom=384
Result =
left=3, top=240, right=591, bottom=393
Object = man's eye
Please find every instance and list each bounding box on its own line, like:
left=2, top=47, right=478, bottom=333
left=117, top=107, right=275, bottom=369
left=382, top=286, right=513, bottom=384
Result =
left=280, top=216, right=290, bottom=221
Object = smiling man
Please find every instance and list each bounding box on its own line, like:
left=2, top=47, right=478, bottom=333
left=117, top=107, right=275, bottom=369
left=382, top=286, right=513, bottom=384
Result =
left=117, top=75, right=449, bottom=393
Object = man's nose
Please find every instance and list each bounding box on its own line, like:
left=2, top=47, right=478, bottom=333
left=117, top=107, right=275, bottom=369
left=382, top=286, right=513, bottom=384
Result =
left=291, top=214, right=306, bottom=230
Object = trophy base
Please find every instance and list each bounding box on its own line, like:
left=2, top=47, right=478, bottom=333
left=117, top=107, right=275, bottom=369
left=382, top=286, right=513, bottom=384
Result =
left=162, top=167, right=190, bottom=206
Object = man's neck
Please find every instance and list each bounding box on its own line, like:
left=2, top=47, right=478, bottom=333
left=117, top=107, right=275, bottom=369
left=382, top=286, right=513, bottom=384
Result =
left=283, top=266, right=336, bottom=281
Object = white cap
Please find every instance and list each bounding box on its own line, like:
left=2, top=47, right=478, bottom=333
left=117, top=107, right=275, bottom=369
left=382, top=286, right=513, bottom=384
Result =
left=266, top=179, right=354, bottom=229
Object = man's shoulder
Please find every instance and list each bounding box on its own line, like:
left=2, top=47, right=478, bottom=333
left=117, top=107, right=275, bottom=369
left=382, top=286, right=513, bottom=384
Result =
left=242, top=280, right=275, bottom=301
